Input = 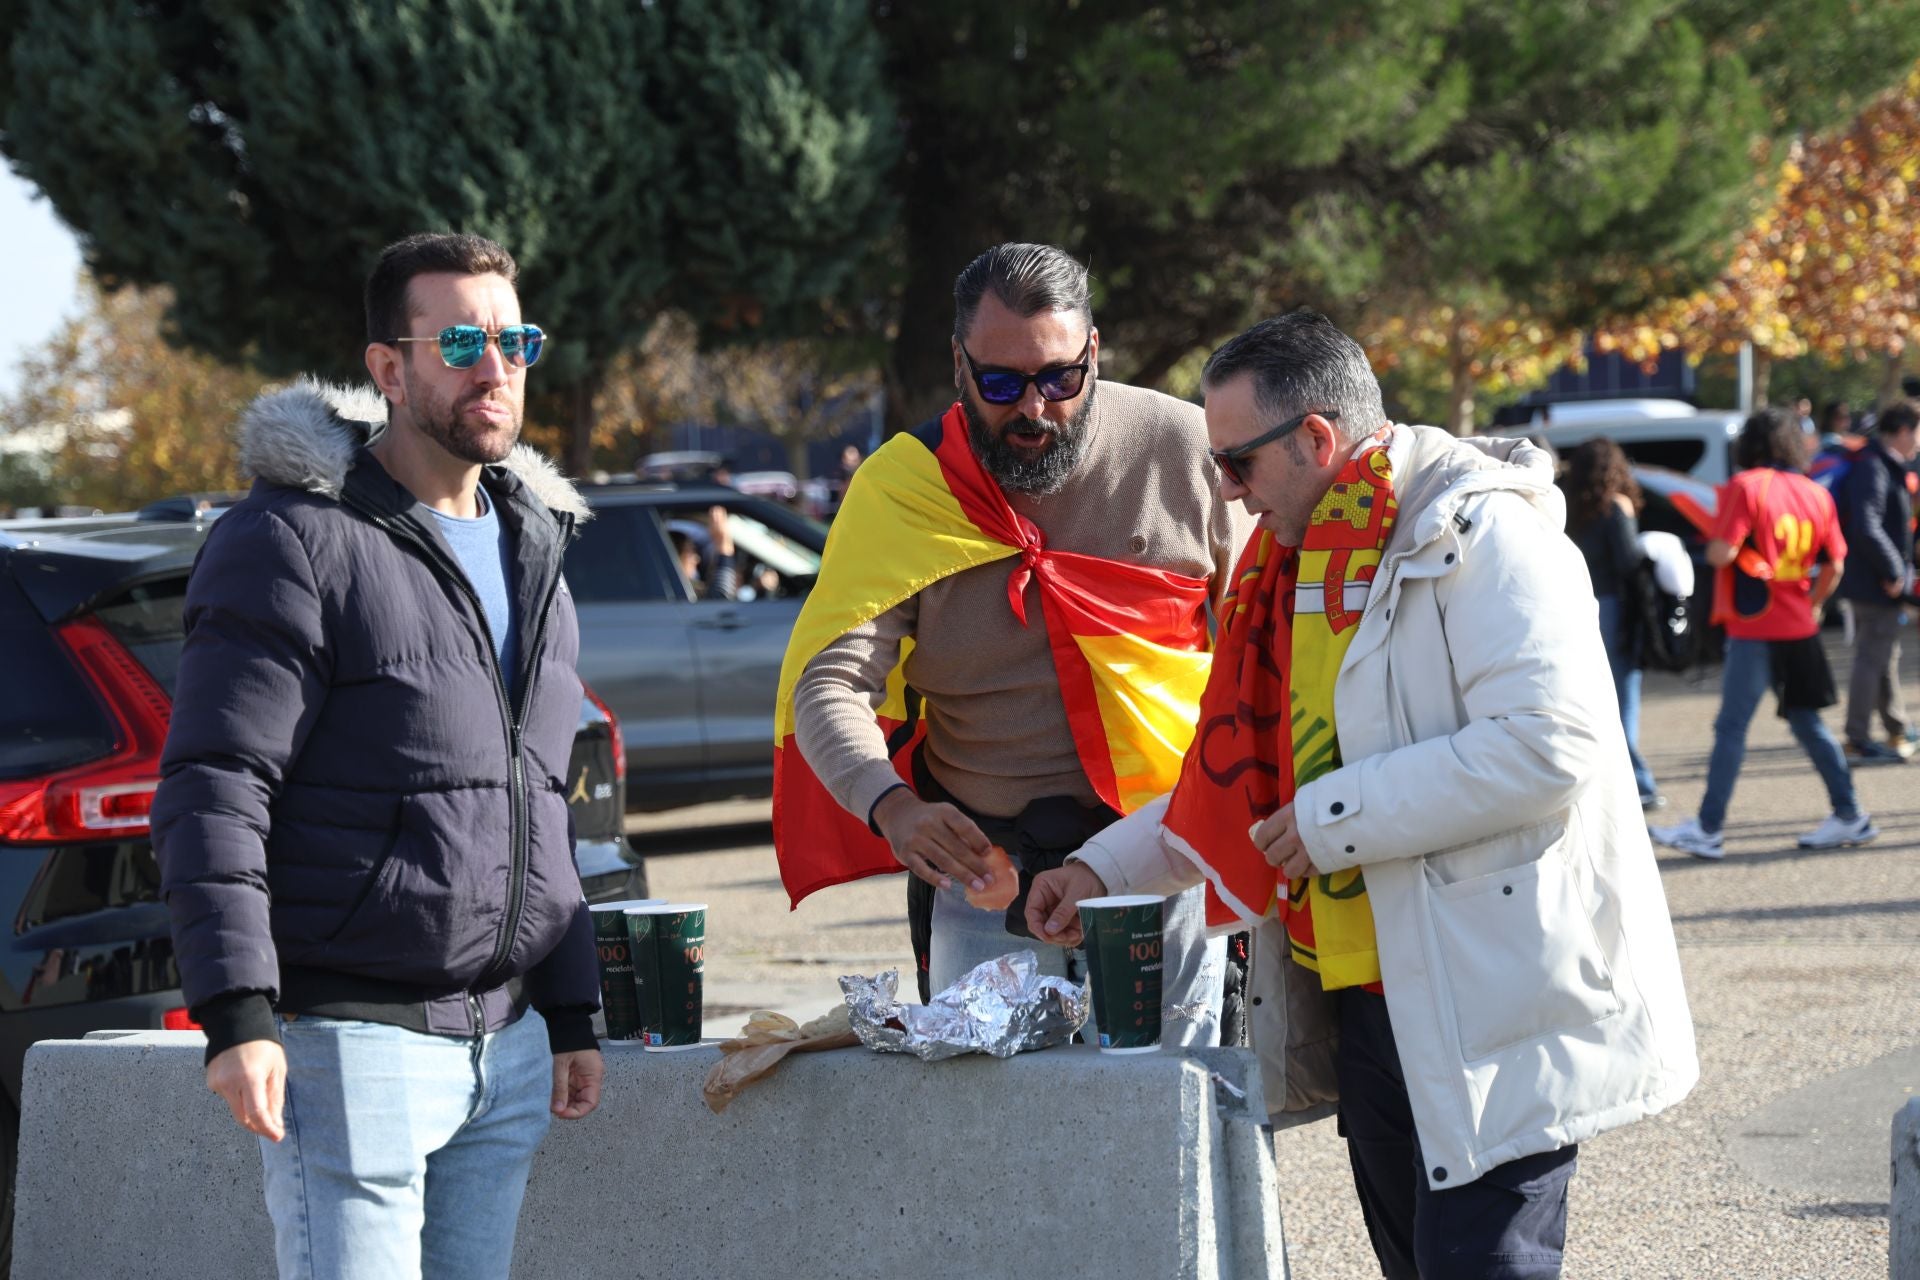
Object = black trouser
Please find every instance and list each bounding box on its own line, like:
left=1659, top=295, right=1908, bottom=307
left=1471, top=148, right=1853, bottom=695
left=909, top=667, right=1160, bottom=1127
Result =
left=1336, top=989, right=1577, bottom=1280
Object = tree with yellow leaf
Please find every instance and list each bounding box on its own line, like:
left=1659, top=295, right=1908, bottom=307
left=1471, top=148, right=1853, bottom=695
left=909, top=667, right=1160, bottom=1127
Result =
left=3, top=282, right=268, bottom=511
left=533, top=312, right=880, bottom=479
left=1784, top=66, right=1920, bottom=403
left=1597, top=65, right=1920, bottom=405
left=1358, top=292, right=1588, bottom=436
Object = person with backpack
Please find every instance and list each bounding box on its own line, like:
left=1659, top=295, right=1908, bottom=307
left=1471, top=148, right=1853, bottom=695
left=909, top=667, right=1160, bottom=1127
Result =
left=1652, top=409, right=1875, bottom=860
left=1564, top=438, right=1663, bottom=808
left=1835, top=400, right=1920, bottom=764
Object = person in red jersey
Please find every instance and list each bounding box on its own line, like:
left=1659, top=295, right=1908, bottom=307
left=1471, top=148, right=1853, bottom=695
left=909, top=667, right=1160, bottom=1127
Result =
left=1651, top=407, right=1874, bottom=859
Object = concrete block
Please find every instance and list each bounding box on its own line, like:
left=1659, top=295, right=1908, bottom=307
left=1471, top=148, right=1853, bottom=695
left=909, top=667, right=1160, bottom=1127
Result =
left=1896, top=1099, right=1920, bottom=1280
left=14, top=1031, right=1284, bottom=1280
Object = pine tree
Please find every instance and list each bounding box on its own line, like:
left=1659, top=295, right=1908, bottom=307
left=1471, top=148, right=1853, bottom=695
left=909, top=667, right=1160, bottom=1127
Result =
left=872, top=2, right=1920, bottom=429
left=0, top=1, right=894, bottom=469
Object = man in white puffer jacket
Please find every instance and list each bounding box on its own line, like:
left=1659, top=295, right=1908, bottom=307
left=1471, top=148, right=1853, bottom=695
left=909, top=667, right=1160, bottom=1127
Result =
left=1028, top=312, right=1697, bottom=1279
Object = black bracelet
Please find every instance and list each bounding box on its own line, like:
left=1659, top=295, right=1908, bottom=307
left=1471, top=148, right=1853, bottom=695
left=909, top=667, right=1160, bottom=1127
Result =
left=866, top=782, right=911, bottom=836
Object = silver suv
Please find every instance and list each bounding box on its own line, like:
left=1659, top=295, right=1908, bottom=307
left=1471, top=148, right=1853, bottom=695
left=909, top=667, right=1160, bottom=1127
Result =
left=568, top=482, right=826, bottom=810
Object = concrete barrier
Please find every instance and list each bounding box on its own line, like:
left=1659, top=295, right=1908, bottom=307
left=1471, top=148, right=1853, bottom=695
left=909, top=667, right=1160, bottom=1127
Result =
left=1897, top=1098, right=1920, bottom=1280
left=13, top=1031, right=1284, bottom=1279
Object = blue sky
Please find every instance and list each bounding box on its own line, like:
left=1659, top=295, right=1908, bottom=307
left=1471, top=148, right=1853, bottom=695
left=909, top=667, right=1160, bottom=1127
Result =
left=0, top=167, right=82, bottom=402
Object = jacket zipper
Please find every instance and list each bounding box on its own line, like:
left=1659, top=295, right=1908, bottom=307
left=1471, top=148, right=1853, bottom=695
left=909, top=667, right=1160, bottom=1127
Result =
left=483, top=512, right=570, bottom=990
left=342, top=492, right=569, bottom=1003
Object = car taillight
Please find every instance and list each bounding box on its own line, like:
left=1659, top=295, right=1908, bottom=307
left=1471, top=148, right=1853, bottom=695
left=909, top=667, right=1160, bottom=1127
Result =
left=0, top=617, right=170, bottom=844
left=162, top=1007, right=202, bottom=1031
left=582, top=683, right=625, bottom=784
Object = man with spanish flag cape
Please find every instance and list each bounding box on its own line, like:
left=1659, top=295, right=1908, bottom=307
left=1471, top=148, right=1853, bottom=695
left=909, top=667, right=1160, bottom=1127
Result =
left=773, top=242, right=1248, bottom=1027
left=1028, top=313, right=1697, bottom=1279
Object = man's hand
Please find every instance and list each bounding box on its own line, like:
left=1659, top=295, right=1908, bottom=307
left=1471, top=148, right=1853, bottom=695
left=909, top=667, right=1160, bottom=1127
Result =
left=1251, top=803, right=1318, bottom=881
left=551, top=1049, right=604, bottom=1121
left=1024, top=862, right=1109, bottom=946
left=872, top=789, right=995, bottom=891
left=206, top=1040, right=288, bottom=1142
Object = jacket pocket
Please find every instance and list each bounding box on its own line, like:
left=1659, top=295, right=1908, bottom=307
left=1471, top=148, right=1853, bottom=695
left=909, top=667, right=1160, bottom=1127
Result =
left=1425, top=848, right=1620, bottom=1061
left=513, top=783, right=585, bottom=960
left=321, top=820, right=407, bottom=943
left=312, top=788, right=510, bottom=985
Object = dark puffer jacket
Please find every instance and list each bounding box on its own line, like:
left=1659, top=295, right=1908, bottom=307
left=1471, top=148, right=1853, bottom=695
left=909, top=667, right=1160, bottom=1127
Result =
left=153, top=380, right=599, bottom=1059
left=1838, top=438, right=1916, bottom=602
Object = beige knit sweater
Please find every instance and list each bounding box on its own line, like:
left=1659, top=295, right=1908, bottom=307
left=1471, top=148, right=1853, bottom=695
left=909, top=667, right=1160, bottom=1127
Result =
left=793, top=380, right=1251, bottom=823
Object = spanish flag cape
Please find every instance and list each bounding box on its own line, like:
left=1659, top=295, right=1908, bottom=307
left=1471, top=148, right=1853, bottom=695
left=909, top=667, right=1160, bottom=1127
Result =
left=1159, top=443, right=1398, bottom=991
left=773, top=404, right=1216, bottom=908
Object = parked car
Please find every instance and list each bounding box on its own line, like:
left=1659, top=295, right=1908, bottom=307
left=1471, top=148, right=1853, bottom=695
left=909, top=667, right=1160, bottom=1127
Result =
left=0, top=514, right=641, bottom=1261
left=730, top=470, right=801, bottom=503
left=635, top=451, right=726, bottom=484
left=1489, top=409, right=1745, bottom=485
left=566, top=481, right=827, bottom=809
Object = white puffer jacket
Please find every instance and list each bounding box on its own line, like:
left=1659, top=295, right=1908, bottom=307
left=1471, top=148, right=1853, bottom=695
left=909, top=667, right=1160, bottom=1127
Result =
left=1075, top=424, right=1699, bottom=1190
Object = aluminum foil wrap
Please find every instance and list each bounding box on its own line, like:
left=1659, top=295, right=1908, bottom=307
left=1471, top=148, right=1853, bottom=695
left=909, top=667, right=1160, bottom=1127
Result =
left=840, top=950, right=1089, bottom=1061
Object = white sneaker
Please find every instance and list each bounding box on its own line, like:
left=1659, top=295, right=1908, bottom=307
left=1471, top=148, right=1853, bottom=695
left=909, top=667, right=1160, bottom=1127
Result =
left=1650, top=817, right=1724, bottom=860
left=1797, top=813, right=1879, bottom=849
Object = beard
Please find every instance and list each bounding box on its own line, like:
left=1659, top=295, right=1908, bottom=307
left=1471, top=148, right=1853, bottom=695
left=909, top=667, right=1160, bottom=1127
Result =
left=402, top=364, right=523, bottom=465
left=961, top=378, right=1096, bottom=496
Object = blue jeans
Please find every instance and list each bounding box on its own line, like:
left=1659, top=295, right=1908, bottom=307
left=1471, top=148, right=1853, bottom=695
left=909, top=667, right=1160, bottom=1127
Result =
left=929, top=881, right=1226, bottom=1047
left=1596, top=595, right=1657, bottom=800
left=1700, top=637, right=1858, bottom=834
left=260, top=1008, right=554, bottom=1280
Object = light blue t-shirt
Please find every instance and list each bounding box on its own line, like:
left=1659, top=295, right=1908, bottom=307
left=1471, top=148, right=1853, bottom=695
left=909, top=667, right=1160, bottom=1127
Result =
left=429, top=488, right=517, bottom=693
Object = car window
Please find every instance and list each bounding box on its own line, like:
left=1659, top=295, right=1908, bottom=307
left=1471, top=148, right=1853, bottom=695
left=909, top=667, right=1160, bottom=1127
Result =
left=0, top=575, right=117, bottom=779
left=664, top=501, right=820, bottom=604
left=564, top=505, right=686, bottom=604
left=1618, top=438, right=1707, bottom=475
left=92, top=576, right=189, bottom=696
left=1638, top=490, right=1695, bottom=542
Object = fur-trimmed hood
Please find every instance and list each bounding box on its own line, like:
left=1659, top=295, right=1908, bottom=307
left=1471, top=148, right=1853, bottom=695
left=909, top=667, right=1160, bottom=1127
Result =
left=237, top=377, right=589, bottom=521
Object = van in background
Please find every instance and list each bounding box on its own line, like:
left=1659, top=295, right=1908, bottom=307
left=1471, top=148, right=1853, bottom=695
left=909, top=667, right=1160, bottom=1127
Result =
left=1484, top=405, right=1744, bottom=486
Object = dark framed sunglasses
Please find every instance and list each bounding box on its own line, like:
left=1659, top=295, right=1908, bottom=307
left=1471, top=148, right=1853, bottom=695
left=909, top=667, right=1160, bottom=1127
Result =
left=387, top=324, right=546, bottom=370
left=1209, top=409, right=1339, bottom=486
left=959, top=335, right=1093, bottom=405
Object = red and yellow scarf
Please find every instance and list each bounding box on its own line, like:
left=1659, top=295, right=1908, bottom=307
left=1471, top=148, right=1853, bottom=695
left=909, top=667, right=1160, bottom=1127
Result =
left=772, top=404, right=1217, bottom=908
left=1161, top=442, right=1397, bottom=991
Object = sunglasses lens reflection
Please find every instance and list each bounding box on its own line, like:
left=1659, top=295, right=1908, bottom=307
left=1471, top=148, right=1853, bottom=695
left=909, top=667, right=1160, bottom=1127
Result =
left=977, top=372, right=1027, bottom=404
left=505, top=326, right=544, bottom=368
left=438, top=326, right=487, bottom=369
left=1036, top=366, right=1086, bottom=401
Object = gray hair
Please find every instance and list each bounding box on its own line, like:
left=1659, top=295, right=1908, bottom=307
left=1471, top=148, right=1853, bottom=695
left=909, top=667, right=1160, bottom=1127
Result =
left=953, top=243, right=1092, bottom=342
left=1201, top=310, right=1385, bottom=445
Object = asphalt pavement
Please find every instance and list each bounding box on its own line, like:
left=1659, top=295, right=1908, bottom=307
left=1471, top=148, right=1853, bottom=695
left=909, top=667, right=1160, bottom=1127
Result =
left=629, top=630, right=1919, bottom=1279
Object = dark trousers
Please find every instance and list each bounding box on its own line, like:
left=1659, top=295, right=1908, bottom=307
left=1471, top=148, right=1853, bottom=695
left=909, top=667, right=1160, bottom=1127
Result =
left=1336, top=989, right=1578, bottom=1280
left=1844, top=598, right=1909, bottom=746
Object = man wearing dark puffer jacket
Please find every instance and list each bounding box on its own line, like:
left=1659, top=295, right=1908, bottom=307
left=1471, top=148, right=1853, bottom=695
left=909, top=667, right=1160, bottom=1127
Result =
left=1837, top=399, right=1920, bottom=765
left=152, top=232, right=602, bottom=1280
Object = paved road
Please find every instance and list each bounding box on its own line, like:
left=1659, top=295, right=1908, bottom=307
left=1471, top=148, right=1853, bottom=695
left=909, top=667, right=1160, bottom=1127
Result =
left=627, top=633, right=1919, bottom=1278
left=628, top=801, right=911, bottom=1027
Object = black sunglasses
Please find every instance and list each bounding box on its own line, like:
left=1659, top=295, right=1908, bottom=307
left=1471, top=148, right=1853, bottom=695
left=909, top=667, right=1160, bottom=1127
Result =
left=1209, top=410, right=1340, bottom=486
left=959, top=335, right=1093, bottom=405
